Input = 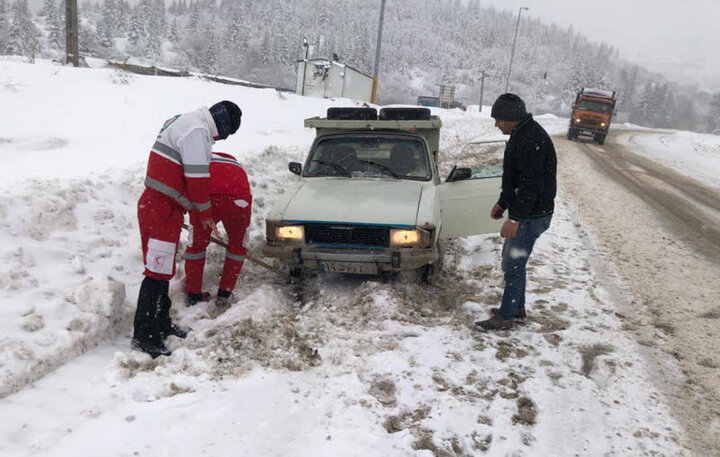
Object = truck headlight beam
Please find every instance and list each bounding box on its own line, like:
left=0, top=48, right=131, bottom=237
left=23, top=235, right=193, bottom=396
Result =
left=276, top=225, right=304, bottom=241
left=390, top=229, right=421, bottom=246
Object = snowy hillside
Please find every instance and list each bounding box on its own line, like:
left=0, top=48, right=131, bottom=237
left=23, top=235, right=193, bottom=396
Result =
left=1, top=58, right=712, bottom=456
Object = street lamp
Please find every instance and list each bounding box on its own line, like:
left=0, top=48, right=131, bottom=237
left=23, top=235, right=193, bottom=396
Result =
left=505, top=6, right=528, bottom=93
left=479, top=70, right=486, bottom=112
left=370, top=0, right=387, bottom=104
left=300, top=37, right=309, bottom=96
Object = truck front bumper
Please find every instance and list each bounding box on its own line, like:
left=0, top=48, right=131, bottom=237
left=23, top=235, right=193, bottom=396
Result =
left=569, top=125, right=608, bottom=137
left=263, top=243, right=434, bottom=275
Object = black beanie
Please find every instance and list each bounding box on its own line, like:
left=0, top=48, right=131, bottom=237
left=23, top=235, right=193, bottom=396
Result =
left=209, top=101, right=242, bottom=139
left=491, top=93, right=527, bottom=121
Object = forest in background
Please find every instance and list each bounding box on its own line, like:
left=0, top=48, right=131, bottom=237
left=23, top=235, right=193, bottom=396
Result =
left=1, top=0, right=719, bottom=133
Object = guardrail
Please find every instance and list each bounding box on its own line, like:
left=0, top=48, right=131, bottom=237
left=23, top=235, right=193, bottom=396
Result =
left=106, top=59, right=294, bottom=93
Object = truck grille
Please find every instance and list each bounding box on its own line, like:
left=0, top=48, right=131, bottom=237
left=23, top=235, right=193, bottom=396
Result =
left=580, top=117, right=600, bottom=127
left=305, top=223, right=390, bottom=248
left=579, top=116, right=603, bottom=127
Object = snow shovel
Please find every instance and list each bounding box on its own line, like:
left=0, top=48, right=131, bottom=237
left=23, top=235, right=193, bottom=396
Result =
left=181, top=223, right=290, bottom=280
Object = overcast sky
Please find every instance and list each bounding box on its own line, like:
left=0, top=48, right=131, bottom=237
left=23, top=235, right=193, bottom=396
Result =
left=482, top=0, right=720, bottom=92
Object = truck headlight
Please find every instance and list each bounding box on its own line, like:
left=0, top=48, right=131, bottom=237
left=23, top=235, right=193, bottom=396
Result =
left=600, top=122, right=606, bottom=127
left=575, top=118, right=581, bottom=123
left=390, top=229, right=420, bottom=246
left=276, top=225, right=304, bottom=241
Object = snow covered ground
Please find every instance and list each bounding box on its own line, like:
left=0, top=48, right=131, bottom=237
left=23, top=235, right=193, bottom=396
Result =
left=620, top=129, right=720, bottom=189
left=1, top=57, right=716, bottom=456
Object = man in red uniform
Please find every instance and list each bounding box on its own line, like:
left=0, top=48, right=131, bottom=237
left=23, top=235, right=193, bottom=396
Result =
left=184, top=152, right=252, bottom=307
left=133, top=101, right=242, bottom=358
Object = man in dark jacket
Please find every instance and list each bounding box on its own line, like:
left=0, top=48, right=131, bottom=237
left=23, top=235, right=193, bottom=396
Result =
left=476, top=93, right=557, bottom=331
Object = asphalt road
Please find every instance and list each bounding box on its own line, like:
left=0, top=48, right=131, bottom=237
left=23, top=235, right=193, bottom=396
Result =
left=556, top=129, right=720, bottom=455
left=575, top=131, right=720, bottom=261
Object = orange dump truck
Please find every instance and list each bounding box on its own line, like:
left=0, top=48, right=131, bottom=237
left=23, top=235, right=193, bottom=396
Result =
left=567, top=88, right=617, bottom=145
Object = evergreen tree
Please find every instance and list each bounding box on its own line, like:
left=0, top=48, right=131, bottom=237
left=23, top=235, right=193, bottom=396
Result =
left=5, top=18, right=23, bottom=55
left=155, top=0, right=166, bottom=35
left=169, top=18, right=180, bottom=43
left=116, top=0, right=130, bottom=34
left=204, top=29, right=217, bottom=73
left=127, top=8, right=142, bottom=46
left=43, top=0, right=63, bottom=51
left=8, top=0, right=40, bottom=58
left=0, top=0, right=10, bottom=51
left=189, top=1, right=200, bottom=34
left=707, top=93, right=720, bottom=134
left=99, top=0, right=117, bottom=49
left=79, top=22, right=102, bottom=57
left=40, top=0, right=56, bottom=18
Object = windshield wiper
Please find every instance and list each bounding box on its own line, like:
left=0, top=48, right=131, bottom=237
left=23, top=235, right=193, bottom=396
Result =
left=357, top=160, right=399, bottom=178
left=310, top=159, right=351, bottom=177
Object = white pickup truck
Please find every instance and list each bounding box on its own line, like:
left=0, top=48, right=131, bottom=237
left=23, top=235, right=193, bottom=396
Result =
left=263, top=107, right=502, bottom=281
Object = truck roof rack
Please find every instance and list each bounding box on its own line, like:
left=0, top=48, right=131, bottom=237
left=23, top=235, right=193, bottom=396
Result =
left=304, top=116, right=441, bottom=130
left=379, top=107, right=431, bottom=121
left=327, top=107, right=378, bottom=120
left=581, top=88, right=617, bottom=100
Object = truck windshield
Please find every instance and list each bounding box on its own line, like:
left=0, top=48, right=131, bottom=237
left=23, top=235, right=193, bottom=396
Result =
left=305, top=137, right=431, bottom=180
left=576, top=99, right=613, bottom=113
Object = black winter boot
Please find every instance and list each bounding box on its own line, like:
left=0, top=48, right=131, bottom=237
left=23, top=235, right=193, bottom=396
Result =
left=490, top=307, right=527, bottom=319
left=187, top=291, right=210, bottom=306
left=215, top=289, right=233, bottom=307
left=131, top=277, right=171, bottom=358
left=158, top=294, right=189, bottom=339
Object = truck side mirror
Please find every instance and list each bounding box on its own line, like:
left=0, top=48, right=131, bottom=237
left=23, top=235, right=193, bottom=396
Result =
left=446, top=166, right=472, bottom=182
left=289, top=162, right=302, bottom=175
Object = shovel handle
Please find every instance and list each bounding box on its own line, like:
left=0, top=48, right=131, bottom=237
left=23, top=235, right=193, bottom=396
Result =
left=181, top=223, right=290, bottom=279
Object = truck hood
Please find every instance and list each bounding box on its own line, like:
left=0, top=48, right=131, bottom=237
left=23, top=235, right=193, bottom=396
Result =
left=281, top=179, right=424, bottom=226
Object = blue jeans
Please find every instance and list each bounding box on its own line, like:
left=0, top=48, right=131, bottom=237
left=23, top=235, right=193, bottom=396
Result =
left=498, top=215, right=552, bottom=320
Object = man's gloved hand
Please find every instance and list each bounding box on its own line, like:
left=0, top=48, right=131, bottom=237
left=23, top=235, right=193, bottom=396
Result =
left=500, top=218, right=519, bottom=239
left=490, top=204, right=505, bottom=220
left=201, top=218, right=217, bottom=235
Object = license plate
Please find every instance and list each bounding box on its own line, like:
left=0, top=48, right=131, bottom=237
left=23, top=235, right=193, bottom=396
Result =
left=319, top=261, right=378, bottom=275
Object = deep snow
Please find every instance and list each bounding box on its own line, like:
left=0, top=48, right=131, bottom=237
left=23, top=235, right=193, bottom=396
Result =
left=2, top=57, right=715, bottom=456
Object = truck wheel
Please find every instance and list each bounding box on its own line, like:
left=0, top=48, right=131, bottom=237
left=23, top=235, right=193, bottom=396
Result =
left=418, top=264, right=434, bottom=284
left=566, top=130, right=576, bottom=141
left=379, top=270, right=398, bottom=282
left=418, top=240, right=444, bottom=285
left=289, top=266, right=304, bottom=284
left=596, top=134, right=606, bottom=145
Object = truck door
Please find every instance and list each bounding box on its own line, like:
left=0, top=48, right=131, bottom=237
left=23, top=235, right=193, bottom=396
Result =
left=439, top=163, right=503, bottom=239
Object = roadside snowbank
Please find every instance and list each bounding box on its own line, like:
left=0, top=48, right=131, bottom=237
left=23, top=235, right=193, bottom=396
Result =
left=621, top=130, right=720, bottom=189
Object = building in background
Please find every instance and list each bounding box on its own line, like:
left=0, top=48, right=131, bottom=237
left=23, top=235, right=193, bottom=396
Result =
left=296, top=58, right=373, bottom=103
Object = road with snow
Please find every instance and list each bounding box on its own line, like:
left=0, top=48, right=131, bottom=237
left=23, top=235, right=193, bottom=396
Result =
left=557, top=130, right=720, bottom=455
left=576, top=130, right=720, bottom=255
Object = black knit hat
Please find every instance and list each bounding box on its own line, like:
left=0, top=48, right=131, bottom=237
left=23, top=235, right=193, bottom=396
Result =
left=491, top=93, right=527, bottom=121
left=209, top=101, right=242, bottom=140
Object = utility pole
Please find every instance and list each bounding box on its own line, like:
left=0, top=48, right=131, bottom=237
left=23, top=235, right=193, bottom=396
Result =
left=65, top=0, right=79, bottom=67
left=300, top=37, right=309, bottom=96
left=505, top=6, right=528, bottom=93
left=370, top=0, right=386, bottom=104
left=479, top=70, right=486, bottom=112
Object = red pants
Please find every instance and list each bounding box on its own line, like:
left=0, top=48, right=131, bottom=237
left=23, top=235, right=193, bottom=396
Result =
left=184, top=194, right=251, bottom=294
left=138, top=189, right=184, bottom=280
